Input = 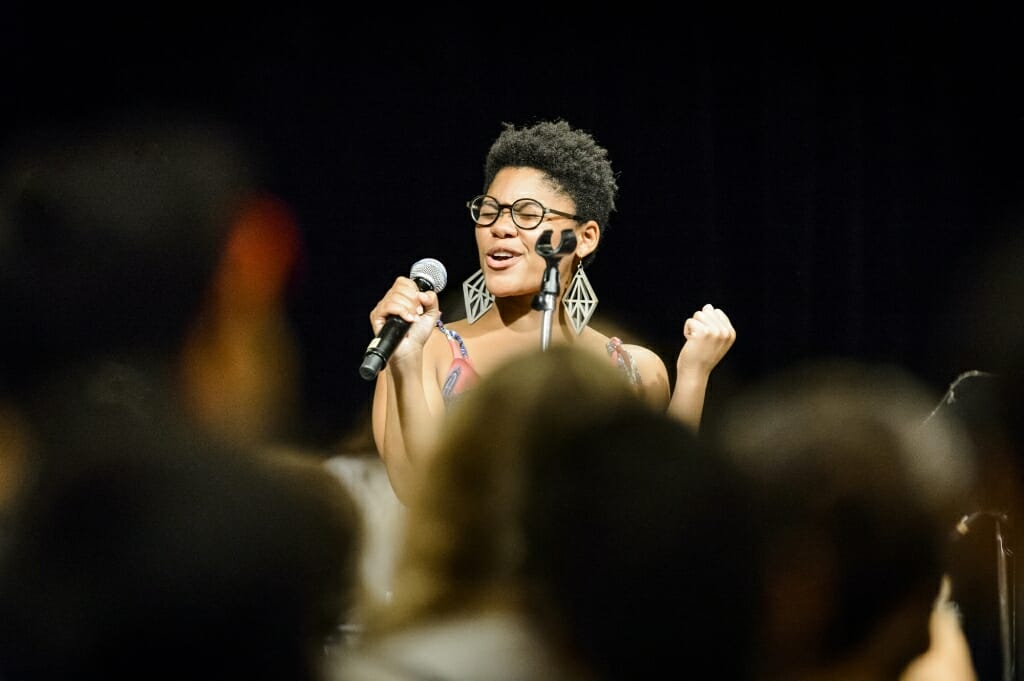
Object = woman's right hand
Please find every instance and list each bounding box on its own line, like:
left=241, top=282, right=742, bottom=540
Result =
left=368, top=276, right=441, bottom=366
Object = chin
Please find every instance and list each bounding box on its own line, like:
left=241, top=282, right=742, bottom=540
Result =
left=487, top=285, right=533, bottom=299
left=487, top=265, right=552, bottom=292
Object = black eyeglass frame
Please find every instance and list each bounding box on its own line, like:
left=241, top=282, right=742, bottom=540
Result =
left=466, top=194, right=581, bottom=231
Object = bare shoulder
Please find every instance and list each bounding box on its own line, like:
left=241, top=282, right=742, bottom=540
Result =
left=423, top=320, right=456, bottom=376
left=619, top=343, right=669, bottom=383
left=623, top=343, right=671, bottom=410
left=582, top=327, right=667, bottom=377
left=584, top=328, right=671, bottom=408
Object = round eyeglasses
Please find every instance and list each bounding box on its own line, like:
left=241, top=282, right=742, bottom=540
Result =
left=466, top=194, right=581, bottom=231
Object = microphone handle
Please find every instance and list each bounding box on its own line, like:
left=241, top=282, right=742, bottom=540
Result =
left=359, top=316, right=411, bottom=380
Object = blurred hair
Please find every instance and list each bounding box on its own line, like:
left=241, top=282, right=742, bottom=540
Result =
left=368, top=344, right=761, bottom=679
left=0, top=363, right=362, bottom=680
left=376, top=346, right=638, bottom=628
left=713, top=358, right=976, bottom=676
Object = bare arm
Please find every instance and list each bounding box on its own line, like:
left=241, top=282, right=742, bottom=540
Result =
left=623, top=345, right=672, bottom=412
left=667, top=304, right=736, bottom=430
left=367, top=277, right=446, bottom=504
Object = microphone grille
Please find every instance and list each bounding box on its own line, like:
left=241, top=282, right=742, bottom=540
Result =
left=410, top=257, right=448, bottom=293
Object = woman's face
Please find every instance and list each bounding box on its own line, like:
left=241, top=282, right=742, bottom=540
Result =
left=474, top=167, right=596, bottom=299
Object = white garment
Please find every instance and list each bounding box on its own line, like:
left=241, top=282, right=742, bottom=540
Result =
left=328, top=612, right=583, bottom=681
left=323, top=453, right=406, bottom=608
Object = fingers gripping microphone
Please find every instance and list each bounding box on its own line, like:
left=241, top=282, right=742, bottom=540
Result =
left=359, top=258, right=447, bottom=381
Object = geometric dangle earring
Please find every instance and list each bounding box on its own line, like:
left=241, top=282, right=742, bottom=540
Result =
left=462, top=269, right=495, bottom=324
left=562, top=259, right=598, bottom=335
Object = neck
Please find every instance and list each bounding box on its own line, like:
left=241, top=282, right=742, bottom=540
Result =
left=492, top=295, right=579, bottom=340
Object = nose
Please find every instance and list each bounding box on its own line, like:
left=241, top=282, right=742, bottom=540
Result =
left=488, top=207, right=519, bottom=235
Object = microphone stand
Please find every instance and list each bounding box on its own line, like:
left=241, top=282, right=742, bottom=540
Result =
left=957, top=510, right=1016, bottom=681
left=992, top=514, right=1015, bottom=681
left=532, top=229, right=577, bottom=352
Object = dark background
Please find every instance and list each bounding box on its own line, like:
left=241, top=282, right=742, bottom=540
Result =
left=5, top=9, right=1023, bottom=445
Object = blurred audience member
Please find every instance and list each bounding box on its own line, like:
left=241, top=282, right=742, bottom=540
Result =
left=711, top=358, right=978, bottom=681
left=0, top=105, right=317, bottom=451
left=0, top=109, right=253, bottom=403
left=333, top=345, right=762, bottom=680
left=0, top=110, right=367, bottom=678
left=0, top=366, right=362, bottom=681
left=0, top=103, right=406, bottom=588
left=0, top=108, right=255, bottom=555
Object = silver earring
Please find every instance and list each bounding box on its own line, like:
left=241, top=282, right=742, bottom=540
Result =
left=462, top=269, right=494, bottom=324
left=563, top=263, right=598, bottom=335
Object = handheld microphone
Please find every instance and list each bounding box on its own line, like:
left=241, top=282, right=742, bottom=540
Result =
left=359, top=258, right=448, bottom=381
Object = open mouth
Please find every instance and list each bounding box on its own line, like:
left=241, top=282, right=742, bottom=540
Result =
left=486, top=248, right=521, bottom=266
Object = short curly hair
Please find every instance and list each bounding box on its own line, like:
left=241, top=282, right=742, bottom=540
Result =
left=482, top=119, right=618, bottom=267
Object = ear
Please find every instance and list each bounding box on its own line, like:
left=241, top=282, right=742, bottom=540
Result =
left=575, top=219, right=601, bottom=261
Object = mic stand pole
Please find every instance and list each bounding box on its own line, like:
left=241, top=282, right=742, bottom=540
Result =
left=532, top=229, right=577, bottom=352
left=957, top=510, right=1016, bottom=681
left=994, top=514, right=1015, bottom=681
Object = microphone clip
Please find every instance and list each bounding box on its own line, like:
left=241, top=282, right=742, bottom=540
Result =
left=532, top=228, right=576, bottom=351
